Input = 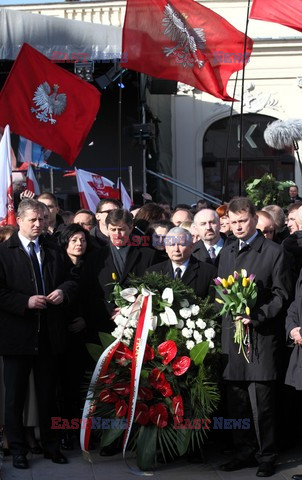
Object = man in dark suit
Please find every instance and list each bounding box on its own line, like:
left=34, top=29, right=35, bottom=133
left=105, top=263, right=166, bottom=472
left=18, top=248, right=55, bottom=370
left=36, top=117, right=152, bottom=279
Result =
left=218, top=197, right=292, bottom=478
left=192, top=208, right=231, bottom=268
left=82, top=208, right=159, bottom=338
left=0, top=199, right=78, bottom=469
left=147, top=226, right=217, bottom=299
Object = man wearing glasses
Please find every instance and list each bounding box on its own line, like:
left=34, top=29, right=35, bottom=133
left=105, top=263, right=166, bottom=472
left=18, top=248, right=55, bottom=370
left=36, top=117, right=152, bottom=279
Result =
left=89, top=198, right=122, bottom=248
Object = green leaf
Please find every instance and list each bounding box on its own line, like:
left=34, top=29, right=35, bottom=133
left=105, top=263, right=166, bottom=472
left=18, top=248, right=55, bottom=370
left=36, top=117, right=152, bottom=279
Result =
left=86, top=343, right=103, bottom=362
left=165, top=328, right=179, bottom=342
left=98, top=332, right=116, bottom=350
left=176, top=428, right=191, bottom=456
left=100, top=423, right=124, bottom=447
left=190, top=341, right=209, bottom=366
left=136, top=425, right=157, bottom=471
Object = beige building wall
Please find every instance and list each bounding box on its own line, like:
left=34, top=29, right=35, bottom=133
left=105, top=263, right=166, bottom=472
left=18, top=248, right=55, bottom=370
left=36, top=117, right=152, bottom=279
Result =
left=4, top=0, right=302, bottom=203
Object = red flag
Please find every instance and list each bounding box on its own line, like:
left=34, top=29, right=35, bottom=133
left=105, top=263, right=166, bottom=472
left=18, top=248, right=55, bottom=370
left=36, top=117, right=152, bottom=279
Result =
left=75, top=168, right=119, bottom=213
left=26, top=164, right=41, bottom=196
left=0, top=43, right=101, bottom=166
left=0, top=125, right=16, bottom=226
left=250, top=0, right=302, bottom=33
left=121, top=0, right=253, bottom=101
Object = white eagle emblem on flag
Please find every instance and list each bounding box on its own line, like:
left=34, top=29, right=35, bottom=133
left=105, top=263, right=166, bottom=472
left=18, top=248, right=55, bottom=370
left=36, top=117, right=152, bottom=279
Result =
left=162, top=3, right=206, bottom=68
left=31, top=82, right=67, bottom=124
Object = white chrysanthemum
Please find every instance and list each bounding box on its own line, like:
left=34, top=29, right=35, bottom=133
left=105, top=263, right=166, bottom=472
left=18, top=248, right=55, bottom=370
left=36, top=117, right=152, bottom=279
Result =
left=123, top=328, right=134, bottom=339
left=186, top=340, right=195, bottom=350
left=120, top=305, right=133, bottom=317
left=196, top=318, right=206, bottom=329
left=179, top=307, right=191, bottom=319
left=180, top=299, right=189, bottom=308
left=191, top=304, right=200, bottom=316
left=208, top=340, right=214, bottom=349
left=112, top=325, right=124, bottom=338
left=120, top=287, right=138, bottom=303
left=114, top=314, right=127, bottom=326
left=182, top=327, right=193, bottom=338
left=204, top=328, right=215, bottom=340
left=177, top=319, right=185, bottom=329
left=122, top=338, right=130, bottom=346
left=129, top=317, right=138, bottom=328
left=193, top=330, right=202, bottom=342
left=187, top=319, right=195, bottom=329
left=162, top=287, right=174, bottom=305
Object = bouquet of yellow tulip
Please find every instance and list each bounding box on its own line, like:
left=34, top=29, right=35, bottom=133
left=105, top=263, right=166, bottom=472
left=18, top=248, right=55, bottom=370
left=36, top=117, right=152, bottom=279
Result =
left=214, top=269, right=258, bottom=362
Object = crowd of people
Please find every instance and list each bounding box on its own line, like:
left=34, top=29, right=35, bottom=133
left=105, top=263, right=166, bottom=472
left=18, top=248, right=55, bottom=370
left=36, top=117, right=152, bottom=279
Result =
left=1, top=185, right=302, bottom=479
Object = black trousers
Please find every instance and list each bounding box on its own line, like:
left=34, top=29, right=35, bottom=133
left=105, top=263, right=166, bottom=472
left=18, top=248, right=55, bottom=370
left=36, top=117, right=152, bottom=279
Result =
left=226, top=381, right=277, bottom=464
left=3, top=348, right=60, bottom=455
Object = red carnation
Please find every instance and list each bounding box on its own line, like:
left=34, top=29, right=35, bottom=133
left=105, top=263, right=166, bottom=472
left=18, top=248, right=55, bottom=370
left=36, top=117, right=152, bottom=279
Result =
left=135, top=403, right=150, bottom=425
left=143, top=344, right=155, bottom=363
left=112, top=383, right=130, bottom=396
left=138, top=386, right=154, bottom=401
left=115, top=399, right=128, bottom=418
left=158, top=340, right=177, bottom=365
left=149, top=403, right=168, bottom=428
left=99, top=388, right=119, bottom=403
left=172, top=395, right=184, bottom=416
left=172, top=356, right=191, bottom=376
left=114, top=343, right=133, bottom=365
left=159, top=381, right=173, bottom=398
left=98, top=372, right=116, bottom=385
left=148, top=368, right=167, bottom=389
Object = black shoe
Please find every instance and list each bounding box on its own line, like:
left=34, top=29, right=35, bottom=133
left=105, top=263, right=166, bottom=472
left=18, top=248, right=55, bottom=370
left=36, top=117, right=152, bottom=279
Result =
left=12, top=454, right=29, bottom=469
left=99, top=443, right=120, bottom=456
left=292, top=475, right=302, bottom=480
left=256, top=462, right=275, bottom=477
left=44, top=450, right=68, bottom=464
left=60, top=432, right=74, bottom=451
left=220, top=458, right=257, bottom=471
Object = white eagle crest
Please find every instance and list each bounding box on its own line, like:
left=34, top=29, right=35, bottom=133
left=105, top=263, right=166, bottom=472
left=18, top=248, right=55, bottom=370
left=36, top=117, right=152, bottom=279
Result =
left=31, top=82, right=67, bottom=124
left=162, top=3, right=206, bottom=69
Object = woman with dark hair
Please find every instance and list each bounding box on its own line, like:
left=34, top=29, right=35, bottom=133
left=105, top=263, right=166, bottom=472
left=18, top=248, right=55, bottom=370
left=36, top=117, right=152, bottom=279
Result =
left=58, top=224, right=90, bottom=450
left=134, top=203, right=166, bottom=234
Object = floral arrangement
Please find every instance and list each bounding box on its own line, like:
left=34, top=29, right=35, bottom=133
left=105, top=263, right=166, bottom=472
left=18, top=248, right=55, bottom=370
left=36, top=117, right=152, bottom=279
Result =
left=214, top=269, right=257, bottom=362
left=87, top=272, right=219, bottom=470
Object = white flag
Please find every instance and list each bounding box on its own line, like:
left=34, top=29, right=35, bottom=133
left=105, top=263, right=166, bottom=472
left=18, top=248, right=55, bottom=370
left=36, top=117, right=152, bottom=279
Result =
left=0, top=125, right=16, bottom=226
left=117, top=179, right=132, bottom=210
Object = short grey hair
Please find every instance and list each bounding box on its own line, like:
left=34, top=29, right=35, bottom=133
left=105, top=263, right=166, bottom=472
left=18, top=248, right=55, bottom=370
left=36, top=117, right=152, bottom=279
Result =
left=165, top=226, right=193, bottom=245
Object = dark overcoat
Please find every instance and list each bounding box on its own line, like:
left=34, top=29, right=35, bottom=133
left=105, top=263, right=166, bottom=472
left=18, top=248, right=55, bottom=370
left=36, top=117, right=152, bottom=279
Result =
left=218, top=232, right=293, bottom=381
left=192, top=234, right=234, bottom=268
left=285, top=271, right=302, bottom=390
left=0, top=232, right=78, bottom=355
left=147, top=256, right=217, bottom=299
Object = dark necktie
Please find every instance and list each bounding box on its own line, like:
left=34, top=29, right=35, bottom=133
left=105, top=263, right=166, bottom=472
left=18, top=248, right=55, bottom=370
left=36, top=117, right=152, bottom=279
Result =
left=29, top=242, right=44, bottom=295
left=175, top=267, right=182, bottom=279
left=208, top=246, right=216, bottom=263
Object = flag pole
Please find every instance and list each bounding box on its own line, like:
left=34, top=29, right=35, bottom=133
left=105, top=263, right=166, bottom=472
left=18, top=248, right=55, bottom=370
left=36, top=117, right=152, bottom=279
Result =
left=238, top=0, right=252, bottom=196
left=128, top=165, right=134, bottom=201
left=118, top=70, right=123, bottom=181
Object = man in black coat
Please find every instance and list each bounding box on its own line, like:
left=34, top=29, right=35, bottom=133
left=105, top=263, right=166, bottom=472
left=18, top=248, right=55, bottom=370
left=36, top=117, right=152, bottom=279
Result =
left=0, top=199, right=78, bottom=469
left=82, top=208, right=159, bottom=338
left=147, top=226, right=217, bottom=299
left=218, top=197, right=293, bottom=478
left=192, top=208, right=232, bottom=268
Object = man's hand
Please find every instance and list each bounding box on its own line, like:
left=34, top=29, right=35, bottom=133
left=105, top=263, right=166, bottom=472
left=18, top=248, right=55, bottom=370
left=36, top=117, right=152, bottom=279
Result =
left=236, top=314, right=251, bottom=325
left=46, top=289, right=64, bottom=305
left=28, top=295, right=47, bottom=309
left=20, top=189, right=35, bottom=200
left=290, top=326, right=302, bottom=345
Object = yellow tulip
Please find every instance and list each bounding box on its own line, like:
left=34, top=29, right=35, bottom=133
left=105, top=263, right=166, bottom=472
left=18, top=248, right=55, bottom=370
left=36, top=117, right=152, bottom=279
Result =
left=112, top=272, right=118, bottom=281
left=245, top=306, right=250, bottom=316
left=242, top=278, right=249, bottom=287
left=215, top=298, right=224, bottom=304
left=221, top=278, right=229, bottom=288
left=227, top=275, right=235, bottom=285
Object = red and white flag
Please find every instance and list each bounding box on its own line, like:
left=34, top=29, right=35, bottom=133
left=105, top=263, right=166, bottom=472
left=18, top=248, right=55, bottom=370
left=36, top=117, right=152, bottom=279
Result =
left=250, top=0, right=302, bottom=33
left=26, top=163, right=41, bottom=196
left=75, top=168, right=119, bottom=213
left=121, top=0, right=253, bottom=101
left=0, top=125, right=16, bottom=226
left=0, top=43, right=101, bottom=166
left=117, top=179, right=132, bottom=210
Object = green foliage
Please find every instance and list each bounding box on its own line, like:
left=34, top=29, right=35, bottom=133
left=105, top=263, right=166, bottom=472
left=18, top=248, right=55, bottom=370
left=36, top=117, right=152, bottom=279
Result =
left=245, top=173, right=294, bottom=209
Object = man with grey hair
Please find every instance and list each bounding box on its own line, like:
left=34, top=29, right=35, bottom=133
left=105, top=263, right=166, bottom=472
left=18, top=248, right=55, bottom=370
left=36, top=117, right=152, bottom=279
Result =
left=0, top=198, right=78, bottom=469
left=192, top=208, right=232, bottom=267
left=147, top=227, right=217, bottom=299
